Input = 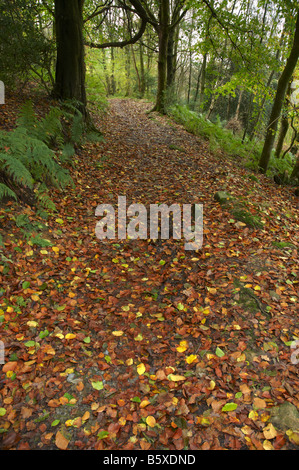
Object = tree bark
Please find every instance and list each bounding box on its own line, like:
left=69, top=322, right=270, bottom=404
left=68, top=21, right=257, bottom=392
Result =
left=53, top=0, right=87, bottom=115
left=152, top=0, right=170, bottom=113
left=259, top=9, right=299, bottom=172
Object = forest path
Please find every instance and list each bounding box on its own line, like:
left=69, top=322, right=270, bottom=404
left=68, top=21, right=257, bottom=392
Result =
left=98, top=98, right=219, bottom=205
left=1, top=98, right=298, bottom=451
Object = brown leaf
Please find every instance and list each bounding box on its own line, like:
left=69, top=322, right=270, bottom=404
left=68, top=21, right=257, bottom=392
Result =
left=55, top=431, right=69, bottom=450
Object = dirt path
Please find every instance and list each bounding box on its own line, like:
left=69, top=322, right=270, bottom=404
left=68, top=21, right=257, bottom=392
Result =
left=0, top=98, right=298, bottom=450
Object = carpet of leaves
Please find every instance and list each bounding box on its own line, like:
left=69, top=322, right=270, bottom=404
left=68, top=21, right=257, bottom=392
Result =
left=0, top=96, right=298, bottom=450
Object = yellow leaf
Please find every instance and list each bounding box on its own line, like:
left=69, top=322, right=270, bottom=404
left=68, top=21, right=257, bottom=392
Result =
left=119, top=417, right=127, bottom=426
left=40, top=250, right=48, bottom=255
left=248, top=410, right=259, bottom=420
left=55, top=333, right=64, bottom=340
left=126, top=358, right=133, bottom=366
left=167, top=374, right=186, bottom=382
left=237, top=353, right=246, bottom=362
left=52, top=246, right=60, bottom=253
left=263, top=423, right=277, bottom=440
left=254, top=285, right=261, bottom=291
left=208, top=380, right=216, bottom=391
left=31, top=294, right=40, bottom=302
left=27, top=321, right=38, bottom=327
left=241, top=425, right=252, bottom=436
left=286, top=430, right=299, bottom=446
left=140, top=400, right=150, bottom=408
left=112, top=330, right=124, bottom=336
left=65, top=419, right=74, bottom=427
left=146, top=416, right=156, bottom=427
left=176, top=340, right=188, bottom=353
left=263, top=440, right=274, bottom=450
left=137, top=363, right=146, bottom=375
left=186, top=354, right=197, bottom=364
left=65, top=333, right=76, bottom=340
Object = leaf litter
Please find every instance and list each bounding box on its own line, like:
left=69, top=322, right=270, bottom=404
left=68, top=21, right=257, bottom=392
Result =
left=0, top=97, right=298, bottom=450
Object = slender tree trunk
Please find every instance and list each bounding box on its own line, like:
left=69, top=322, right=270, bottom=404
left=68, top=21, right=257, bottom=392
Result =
left=259, top=10, right=299, bottom=172
left=166, top=23, right=179, bottom=89
left=54, top=0, right=87, bottom=115
left=275, top=81, right=292, bottom=157
left=291, top=152, right=299, bottom=179
left=139, top=43, right=146, bottom=97
left=235, top=89, right=243, bottom=120
left=199, top=53, right=207, bottom=109
left=275, top=115, right=289, bottom=158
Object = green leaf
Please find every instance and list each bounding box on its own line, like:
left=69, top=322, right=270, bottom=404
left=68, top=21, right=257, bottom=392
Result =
left=222, top=402, right=238, bottom=412
left=39, top=329, right=49, bottom=339
left=216, top=347, right=225, bottom=357
left=51, top=419, right=60, bottom=427
left=97, top=431, right=109, bottom=440
left=83, top=336, right=91, bottom=344
left=22, top=281, right=31, bottom=290
left=91, top=381, right=104, bottom=391
left=177, top=303, right=184, bottom=311
left=130, top=396, right=141, bottom=403
left=159, top=260, right=166, bottom=265
left=0, top=408, right=6, bottom=417
left=25, top=341, right=36, bottom=347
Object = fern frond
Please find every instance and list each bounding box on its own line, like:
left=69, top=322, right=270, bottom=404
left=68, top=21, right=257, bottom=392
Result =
left=0, top=153, right=33, bottom=188
left=0, top=183, right=17, bottom=201
left=16, top=101, right=37, bottom=133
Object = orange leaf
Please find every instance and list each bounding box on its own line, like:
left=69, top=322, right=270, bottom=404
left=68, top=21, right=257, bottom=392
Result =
left=55, top=431, right=69, bottom=450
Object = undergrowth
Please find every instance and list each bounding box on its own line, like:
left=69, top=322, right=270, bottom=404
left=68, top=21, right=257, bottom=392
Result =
left=169, top=104, right=296, bottom=180
left=0, top=100, right=85, bottom=209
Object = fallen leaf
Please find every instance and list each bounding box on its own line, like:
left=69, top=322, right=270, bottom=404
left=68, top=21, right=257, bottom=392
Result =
left=263, top=423, right=277, bottom=440
left=55, top=431, right=69, bottom=450
left=146, top=416, right=156, bottom=427
left=137, top=363, right=146, bottom=375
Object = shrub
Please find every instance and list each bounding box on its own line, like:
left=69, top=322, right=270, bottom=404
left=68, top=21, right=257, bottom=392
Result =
left=169, top=104, right=261, bottom=161
left=0, top=101, right=81, bottom=208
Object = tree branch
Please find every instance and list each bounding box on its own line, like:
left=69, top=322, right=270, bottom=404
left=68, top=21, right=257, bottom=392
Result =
left=85, top=17, right=147, bottom=49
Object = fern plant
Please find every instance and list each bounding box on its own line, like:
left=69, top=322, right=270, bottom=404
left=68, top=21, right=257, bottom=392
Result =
left=0, top=103, right=74, bottom=206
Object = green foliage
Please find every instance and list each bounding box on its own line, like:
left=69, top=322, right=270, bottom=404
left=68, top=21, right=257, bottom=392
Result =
left=0, top=102, right=78, bottom=207
left=170, top=104, right=261, bottom=160
left=0, top=0, right=55, bottom=89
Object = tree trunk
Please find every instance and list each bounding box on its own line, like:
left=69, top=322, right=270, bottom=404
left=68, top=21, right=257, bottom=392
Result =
left=54, top=0, right=87, bottom=115
left=139, top=43, right=146, bottom=97
left=259, top=9, right=299, bottom=173
left=199, top=53, right=207, bottom=109
left=152, top=0, right=169, bottom=114
left=166, top=23, right=179, bottom=90
left=275, top=114, right=289, bottom=158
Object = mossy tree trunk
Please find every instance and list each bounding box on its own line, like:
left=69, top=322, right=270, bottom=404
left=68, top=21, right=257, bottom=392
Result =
left=259, top=10, right=299, bottom=172
left=152, top=0, right=170, bottom=114
left=53, top=0, right=87, bottom=117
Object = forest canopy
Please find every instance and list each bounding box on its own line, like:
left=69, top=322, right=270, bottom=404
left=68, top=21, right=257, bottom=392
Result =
left=0, top=0, right=299, bottom=179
